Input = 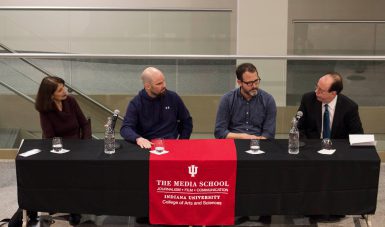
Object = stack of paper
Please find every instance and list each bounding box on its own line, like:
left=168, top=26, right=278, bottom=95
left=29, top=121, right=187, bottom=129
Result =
left=19, top=149, right=41, bottom=157
left=349, top=134, right=377, bottom=146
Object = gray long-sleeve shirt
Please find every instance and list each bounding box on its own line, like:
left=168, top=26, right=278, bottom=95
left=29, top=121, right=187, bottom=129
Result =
left=214, top=88, right=276, bottom=139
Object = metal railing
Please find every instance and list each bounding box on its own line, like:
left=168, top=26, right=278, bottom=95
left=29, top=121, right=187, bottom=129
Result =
left=0, top=6, right=232, bottom=12
left=0, top=80, right=35, bottom=104
left=1, top=51, right=385, bottom=140
left=0, top=44, right=123, bottom=121
left=1, top=53, right=385, bottom=61
left=293, top=20, right=385, bottom=23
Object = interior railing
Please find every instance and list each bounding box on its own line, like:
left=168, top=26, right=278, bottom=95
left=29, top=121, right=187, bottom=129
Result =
left=0, top=43, right=123, bottom=121
left=1, top=53, right=385, bottom=152
left=0, top=6, right=232, bottom=12
left=2, top=53, right=385, bottom=60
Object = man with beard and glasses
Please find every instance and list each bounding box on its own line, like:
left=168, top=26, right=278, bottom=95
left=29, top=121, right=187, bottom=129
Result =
left=120, top=67, right=193, bottom=149
left=214, top=63, right=276, bottom=224
left=215, top=63, right=277, bottom=140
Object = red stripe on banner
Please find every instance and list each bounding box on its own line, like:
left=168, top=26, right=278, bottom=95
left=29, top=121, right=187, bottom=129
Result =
left=149, top=139, right=237, bottom=226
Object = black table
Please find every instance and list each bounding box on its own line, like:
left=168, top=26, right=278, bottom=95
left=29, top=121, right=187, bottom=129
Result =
left=16, top=139, right=380, bottom=217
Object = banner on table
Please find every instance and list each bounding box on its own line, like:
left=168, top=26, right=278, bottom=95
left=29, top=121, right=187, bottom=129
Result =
left=149, top=139, right=237, bottom=226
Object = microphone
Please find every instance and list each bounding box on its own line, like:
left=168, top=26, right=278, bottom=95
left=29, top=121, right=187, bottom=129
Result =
left=111, top=109, right=120, bottom=131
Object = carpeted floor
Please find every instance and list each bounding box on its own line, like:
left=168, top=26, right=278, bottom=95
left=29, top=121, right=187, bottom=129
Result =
left=1, top=160, right=384, bottom=227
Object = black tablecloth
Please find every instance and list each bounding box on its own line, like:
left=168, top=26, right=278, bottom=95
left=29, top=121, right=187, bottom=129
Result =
left=16, top=139, right=380, bottom=216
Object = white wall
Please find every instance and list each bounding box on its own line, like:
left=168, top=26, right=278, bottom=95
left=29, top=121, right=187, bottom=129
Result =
left=237, top=0, right=288, bottom=106
left=0, top=1, right=238, bottom=98
left=287, top=0, right=385, bottom=53
left=0, top=0, right=237, bottom=54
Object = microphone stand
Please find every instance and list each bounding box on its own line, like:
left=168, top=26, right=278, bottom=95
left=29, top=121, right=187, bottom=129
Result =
left=112, top=124, right=121, bottom=149
left=110, top=110, right=121, bottom=150
left=295, top=112, right=306, bottom=147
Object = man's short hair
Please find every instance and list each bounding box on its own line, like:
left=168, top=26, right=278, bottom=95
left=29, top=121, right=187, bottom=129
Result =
left=141, top=67, right=160, bottom=84
left=326, top=72, right=343, bottom=94
left=236, top=63, right=258, bottom=81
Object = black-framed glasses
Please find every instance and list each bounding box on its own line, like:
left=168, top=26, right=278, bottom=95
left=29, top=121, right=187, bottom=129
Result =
left=242, top=78, right=261, bottom=86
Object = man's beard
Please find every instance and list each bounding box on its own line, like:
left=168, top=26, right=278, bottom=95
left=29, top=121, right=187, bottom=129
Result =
left=246, top=89, right=258, bottom=97
left=151, top=89, right=166, bottom=98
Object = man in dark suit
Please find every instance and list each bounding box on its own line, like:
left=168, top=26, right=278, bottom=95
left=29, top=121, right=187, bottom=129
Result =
left=298, top=72, right=363, bottom=139
left=298, top=72, right=364, bottom=223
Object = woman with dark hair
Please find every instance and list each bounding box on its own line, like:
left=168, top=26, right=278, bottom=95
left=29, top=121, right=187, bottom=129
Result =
left=10, top=76, right=91, bottom=226
left=35, top=76, right=91, bottom=139
left=35, top=76, right=91, bottom=225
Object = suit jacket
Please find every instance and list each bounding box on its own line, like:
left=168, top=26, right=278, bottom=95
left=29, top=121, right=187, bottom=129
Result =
left=297, top=92, right=364, bottom=139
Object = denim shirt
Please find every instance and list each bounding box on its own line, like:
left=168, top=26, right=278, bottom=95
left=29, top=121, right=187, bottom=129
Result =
left=214, top=88, right=276, bottom=139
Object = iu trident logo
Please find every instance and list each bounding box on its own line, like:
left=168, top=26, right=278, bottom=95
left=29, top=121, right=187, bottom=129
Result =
left=188, top=165, right=198, bottom=177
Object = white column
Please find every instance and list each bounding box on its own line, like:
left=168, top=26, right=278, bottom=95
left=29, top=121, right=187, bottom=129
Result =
left=237, top=0, right=288, bottom=106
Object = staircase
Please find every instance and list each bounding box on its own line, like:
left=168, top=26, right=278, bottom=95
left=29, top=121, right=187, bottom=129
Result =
left=0, top=128, right=20, bottom=148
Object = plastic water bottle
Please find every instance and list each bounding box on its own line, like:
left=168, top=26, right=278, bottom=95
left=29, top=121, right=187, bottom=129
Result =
left=288, top=117, right=299, bottom=154
left=104, top=117, right=115, bottom=154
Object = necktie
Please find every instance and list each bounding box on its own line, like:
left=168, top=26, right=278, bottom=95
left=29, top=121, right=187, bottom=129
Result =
left=323, top=104, right=330, bottom=139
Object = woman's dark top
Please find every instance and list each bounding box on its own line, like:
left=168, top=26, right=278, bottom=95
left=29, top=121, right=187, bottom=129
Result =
left=39, top=95, right=91, bottom=139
